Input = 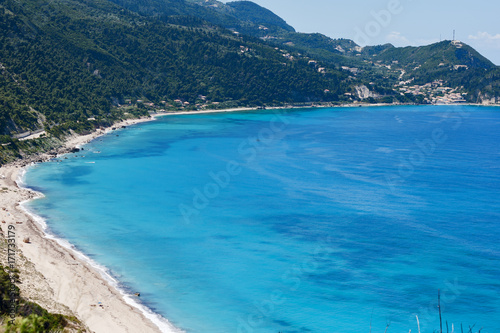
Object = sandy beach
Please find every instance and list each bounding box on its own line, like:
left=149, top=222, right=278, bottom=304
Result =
left=0, top=107, right=269, bottom=332
left=0, top=116, right=182, bottom=333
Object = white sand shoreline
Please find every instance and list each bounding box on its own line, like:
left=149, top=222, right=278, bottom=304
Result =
left=16, top=182, right=181, bottom=333
left=0, top=106, right=272, bottom=333
left=0, top=106, right=276, bottom=332
left=0, top=115, right=183, bottom=333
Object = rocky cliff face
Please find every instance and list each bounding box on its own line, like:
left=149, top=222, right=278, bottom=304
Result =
left=478, top=93, right=500, bottom=105
left=355, top=85, right=379, bottom=100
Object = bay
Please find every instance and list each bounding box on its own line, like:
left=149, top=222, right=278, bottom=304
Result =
left=24, top=105, right=500, bottom=332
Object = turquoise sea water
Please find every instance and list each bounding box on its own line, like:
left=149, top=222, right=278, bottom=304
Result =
left=24, top=106, right=500, bottom=332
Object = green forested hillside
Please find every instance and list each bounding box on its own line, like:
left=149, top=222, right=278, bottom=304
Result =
left=368, top=41, right=494, bottom=69
left=0, top=0, right=346, bottom=137
left=224, top=0, right=295, bottom=32
left=1, top=0, right=500, bottom=164
left=356, top=41, right=499, bottom=101
left=109, top=0, right=295, bottom=36
left=106, top=0, right=500, bottom=102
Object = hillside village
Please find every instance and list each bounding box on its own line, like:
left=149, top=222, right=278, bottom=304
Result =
left=397, top=80, right=468, bottom=104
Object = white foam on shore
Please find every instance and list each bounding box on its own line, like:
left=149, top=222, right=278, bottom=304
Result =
left=17, top=166, right=184, bottom=333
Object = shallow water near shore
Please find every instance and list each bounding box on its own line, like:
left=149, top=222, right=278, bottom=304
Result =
left=24, top=106, right=500, bottom=332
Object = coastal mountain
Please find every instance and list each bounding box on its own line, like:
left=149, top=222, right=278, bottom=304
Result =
left=0, top=0, right=346, bottom=139
left=224, top=0, right=295, bottom=32
left=191, top=0, right=295, bottom=35
left=366, top=41, right=494, bottom=69
left=352, top=40, right=500, bottom=103
left=104, top=0, right=500, bottom=102
left=108, top=0, right=295, bottom=36
left=1, top=0, right=500, bottom=163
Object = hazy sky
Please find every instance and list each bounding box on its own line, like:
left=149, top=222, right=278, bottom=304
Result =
left=222, top=0, right=500, bottom=65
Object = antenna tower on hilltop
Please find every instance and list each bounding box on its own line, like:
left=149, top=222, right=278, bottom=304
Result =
left=453, top=30, right=456, bottom=41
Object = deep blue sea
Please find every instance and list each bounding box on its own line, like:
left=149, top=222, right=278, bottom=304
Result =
left=24, top=106, right=500, bottom=333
